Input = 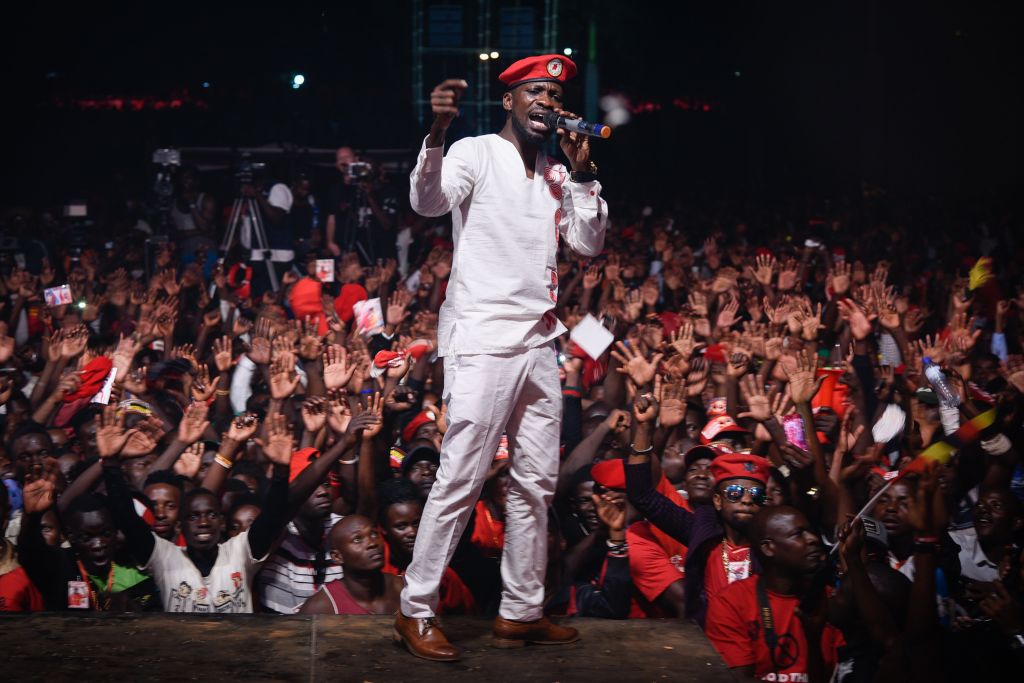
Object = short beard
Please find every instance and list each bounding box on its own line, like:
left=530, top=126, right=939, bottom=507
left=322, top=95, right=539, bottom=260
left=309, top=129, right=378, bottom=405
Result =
left=510, top=113, right=549, bottom=146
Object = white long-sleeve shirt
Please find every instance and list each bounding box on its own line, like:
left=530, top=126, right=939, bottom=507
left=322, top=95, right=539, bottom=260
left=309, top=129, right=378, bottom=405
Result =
left=411, top=134, right=608, bottom=357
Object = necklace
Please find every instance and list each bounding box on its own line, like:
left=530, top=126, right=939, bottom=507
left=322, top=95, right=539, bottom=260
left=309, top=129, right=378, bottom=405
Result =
left=721, top=540, right=750, bottom=584
left=76, top=560, right=115, bottom=611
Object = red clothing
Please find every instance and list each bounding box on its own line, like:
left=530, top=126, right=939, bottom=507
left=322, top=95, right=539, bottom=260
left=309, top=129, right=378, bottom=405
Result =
left=626, top=521, right=685, bottom=615
left=321, top=580, right=371, bottom=615
left=380, top=542, right=476, bottom=615
left=706, top=577, right=842, bottom=681
left=704, top=540, right=751, bottom=601
left=0, top=566, right=45, bottom=612
left=470, top=500, right=505, bottom=558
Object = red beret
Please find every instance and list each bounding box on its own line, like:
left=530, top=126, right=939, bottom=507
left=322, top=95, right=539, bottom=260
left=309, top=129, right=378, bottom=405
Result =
left=700, top=415, right=748, bottom=445
left=334, top=283, right=368, bottom=323
left=710, top=452, right=770, bottom=486
left=591, top=458, right=626, bottom=490
left=289, top=277, right=328, bottom=335
left=402, top=410, right=436, bottom=444
left=499, top=54, right=577, bottom=89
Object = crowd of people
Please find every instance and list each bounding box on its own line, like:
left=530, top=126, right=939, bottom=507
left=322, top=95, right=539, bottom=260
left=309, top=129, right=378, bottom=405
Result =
left=0, top=143, right=1022, bottom=681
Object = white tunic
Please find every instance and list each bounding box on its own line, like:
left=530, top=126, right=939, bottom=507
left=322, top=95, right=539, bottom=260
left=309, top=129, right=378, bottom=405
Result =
left=410, top=134, right=608, bottom=357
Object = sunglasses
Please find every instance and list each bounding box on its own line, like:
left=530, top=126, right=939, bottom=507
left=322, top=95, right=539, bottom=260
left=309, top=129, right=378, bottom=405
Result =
left=721, top=484, right=766, bottom=505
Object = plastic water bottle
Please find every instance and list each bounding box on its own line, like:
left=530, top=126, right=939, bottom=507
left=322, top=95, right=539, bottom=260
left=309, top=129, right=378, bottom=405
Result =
left=923, top=357, right=960, bottom=408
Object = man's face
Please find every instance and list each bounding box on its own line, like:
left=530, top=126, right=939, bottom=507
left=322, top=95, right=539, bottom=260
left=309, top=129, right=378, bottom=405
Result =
left=40, top=509, right=61, bottom=546
left=873, top=481, right=914, bottom=538
left=67, top=509, right=116, bottom=569
left=503, top=81, right=564, bottom=146
left=974, top=489, right=1020, bottom=541
left=330, top=516, right=384, bottom=573
left=660, top=440, right=686, bottom=485
left=570, top=480, right=598, bottom=532
left=12, top=433, right=55, bottom=480
left=335, top=147, right=356, bottom=173
left=183, top=493, right=224, bottom=551
left=972, top=357, right=1000, bottom=387
left=229, top=504, right=260, bottom=538
left=122, top=454, right=156, bottom=491
left=760, top=509, right=826, bottom=574
left=684, top=458, right=713, bottom=505
left=713, top=477, right=764, bottom=532
left=405, top=459, right=438, bottom=499
left=299, top=482, right=333, bottom=520
left=383, top=501, right=422, bottom=557
left=145, top=483, right=181, bottom=540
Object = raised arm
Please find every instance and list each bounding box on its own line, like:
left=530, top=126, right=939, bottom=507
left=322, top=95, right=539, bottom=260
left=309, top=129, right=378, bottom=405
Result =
left=410, top=79, right=475, bottom=218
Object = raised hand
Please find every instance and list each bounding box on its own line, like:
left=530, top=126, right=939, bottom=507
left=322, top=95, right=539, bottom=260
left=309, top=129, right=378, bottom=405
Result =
left=301, top=396, right=328, bottom=433
left=715, top=296, right=741, bottom=331
left=837, top=298, right=873, bottom=341
left=386, top=289, right=412, bottom=328
left=658, top=377, right=687, bottom=428
left=784, top=349, right=824, bottom=405
left=753, top=254, right=776, bottom=287
left=174, top=442, right=204, bottom=480
left=611, top=340, right=663, bottom=389
left=256, top=413, right=295, bottom=466
left=227, top=412, right=260, bottom=442
left=190, top=365, right=219, bottom=402
left=96, top=403, right=132, bottom=458
left=582, top=265, right=603, bottom=290
left=269, top=356, right=301, bottom=400
left=738, top=375, right=774, bottom=422
left=687, top=291, right=708, bottom=317
left=52, top=372, right=83, bottom=403
left=111, top=335, right=140, bottom=383
left=777, top=259, right=800, bottom=292
left=213, top=336, right=235, bottom=373
left=356, top=392, right=385, bottom=438
left=61, top=325, right=89, bottom=360
left=828, top=261, right=851, bottom=296
left=799, top=302, right=825, bottom=341
left=430, top=78, right=468, bottom=130
left=323, top=344, right=354, bottom=390
left=177, top=401, right=211, bottom=445
left=593, top=492, right=626, bottom=534
left=326, top=389, right=353, bottom=434
left=247, top=317, right=274, bottom=365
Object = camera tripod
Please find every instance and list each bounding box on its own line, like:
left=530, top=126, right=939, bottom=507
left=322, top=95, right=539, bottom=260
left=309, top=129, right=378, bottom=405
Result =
left=220, top=197, right=279, bottom=291
left=340, top=185, right=375, bottom=264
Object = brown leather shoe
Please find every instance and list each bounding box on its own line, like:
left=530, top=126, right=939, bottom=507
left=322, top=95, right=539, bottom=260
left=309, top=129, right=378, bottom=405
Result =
left=492, top=616, right=580, bottom=649
left=393, top=613, right=461, bottom=662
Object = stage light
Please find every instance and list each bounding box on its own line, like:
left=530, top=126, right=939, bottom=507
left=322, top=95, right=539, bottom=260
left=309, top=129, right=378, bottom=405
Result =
left=292, top=74, right=305, bottom=89
left=734, top=71, right=741, bottom=77
left=479, top=53, right=489, bottom=61
left=489, top=51, right=499, bottom=59
left=202, top=81, right=210, bottom=88
left=563, top=48, right=573, bottom=56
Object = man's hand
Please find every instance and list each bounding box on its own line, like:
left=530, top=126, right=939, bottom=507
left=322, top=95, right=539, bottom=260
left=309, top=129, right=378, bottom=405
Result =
left=269, top=356, right=301, bottom=400
left=429, top=79, right=468, bottom=136
left=177, top=402, right=211, bottom=445
left=738, top=375, right=774, bottom=422
left=784, top=349, right=824, bottom=405
left=96, top=403, right=133, bottom=458
left=213, top=336, right=235, bottom=373
left=227, top=412, right=260, bottom=442
left=593, top=492, right=627, bottom=537
left=323, top=344, right=354, bottom=390
left=256, top=413, right=295, bottom=466
left=174, top=442, right=203, bottom=480
left=301, top=396, right=328, bottom=433
left=553, top=108, right=592, bottom=172
left=611, top=341, right=663, bottom=389
left=247, top=317, right=274, bottom=365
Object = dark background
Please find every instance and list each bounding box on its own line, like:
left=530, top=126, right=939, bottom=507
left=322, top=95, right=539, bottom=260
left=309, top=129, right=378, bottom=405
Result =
left=3, top=1, right=1019, bottom=207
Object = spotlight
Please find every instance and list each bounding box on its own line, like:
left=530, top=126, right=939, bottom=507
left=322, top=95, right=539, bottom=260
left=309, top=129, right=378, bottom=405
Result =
left=489, top=51, right=499, bottom=59
left=292, top=73, right=305, bottom=89
left=563, top=48, right=573, bottom=56
left=479, top=53, right=489, bottom=61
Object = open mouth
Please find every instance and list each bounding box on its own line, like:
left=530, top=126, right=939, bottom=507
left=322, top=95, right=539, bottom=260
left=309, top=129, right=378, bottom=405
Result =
left=528, top=111, right=551, bottom=132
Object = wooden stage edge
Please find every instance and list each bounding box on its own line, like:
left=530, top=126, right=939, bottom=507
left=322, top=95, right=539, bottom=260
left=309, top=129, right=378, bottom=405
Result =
left=1, top=614, right=738, bottom=682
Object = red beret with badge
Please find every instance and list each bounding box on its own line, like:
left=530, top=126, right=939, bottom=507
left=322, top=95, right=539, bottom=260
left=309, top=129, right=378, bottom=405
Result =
left=710, top=452, right=771, bottom=486
left=499, top=54, right=578, bottom=89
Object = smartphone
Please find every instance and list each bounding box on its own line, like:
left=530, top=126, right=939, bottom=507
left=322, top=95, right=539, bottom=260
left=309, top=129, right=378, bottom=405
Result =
left=43, top=284, right=73, bottom=307
left=782, top=413, right=810, bottom=450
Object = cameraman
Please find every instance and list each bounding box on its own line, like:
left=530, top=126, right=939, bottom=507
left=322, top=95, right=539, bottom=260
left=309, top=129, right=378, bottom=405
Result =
left=324, top=147, right=396, bottom=262
left=238, top=165, right=294, bottom=295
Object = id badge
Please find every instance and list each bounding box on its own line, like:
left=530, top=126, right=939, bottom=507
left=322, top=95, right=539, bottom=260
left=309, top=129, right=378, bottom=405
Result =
left=68, top=580, right=91, bottom=609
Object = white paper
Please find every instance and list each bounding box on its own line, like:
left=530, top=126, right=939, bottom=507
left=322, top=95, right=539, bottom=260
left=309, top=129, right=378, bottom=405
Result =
left=315, top=259, right=335, bottom=283
left=570, top=314, right=614, bottom=360
left=92, top=367, right=117, bottom=404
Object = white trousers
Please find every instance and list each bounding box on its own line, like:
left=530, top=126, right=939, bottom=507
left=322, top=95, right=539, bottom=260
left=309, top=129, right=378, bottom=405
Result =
left=400, top=345, right=562, bottom=621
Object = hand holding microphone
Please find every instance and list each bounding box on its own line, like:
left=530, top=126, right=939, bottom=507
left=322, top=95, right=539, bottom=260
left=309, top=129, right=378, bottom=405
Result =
left=543, top=110, right=612, bottom=139
left=549, top=109, right=610, bottom=175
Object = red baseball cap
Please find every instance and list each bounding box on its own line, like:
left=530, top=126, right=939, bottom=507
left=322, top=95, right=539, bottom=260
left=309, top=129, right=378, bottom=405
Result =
left=710, top=453, right=770, bottom=486
left=499, top=55, right=577, bottom=89
left=700, top=415, right=748, bottom=445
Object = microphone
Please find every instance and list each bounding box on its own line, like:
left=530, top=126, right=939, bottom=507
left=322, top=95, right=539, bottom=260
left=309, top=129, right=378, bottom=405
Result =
left=542, top=111, right=612, bottom=139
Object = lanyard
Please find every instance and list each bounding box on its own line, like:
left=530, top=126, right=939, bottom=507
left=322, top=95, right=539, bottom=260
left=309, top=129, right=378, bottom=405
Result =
left=755, top=577, right=780, bottom=675
left=77, top=560, right=115, bottom=611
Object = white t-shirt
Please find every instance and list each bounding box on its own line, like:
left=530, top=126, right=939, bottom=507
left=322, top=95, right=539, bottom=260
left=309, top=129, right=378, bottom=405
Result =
left=145, top=530, right=267, bottom=613
left=410, top=134, right=608, bottom=356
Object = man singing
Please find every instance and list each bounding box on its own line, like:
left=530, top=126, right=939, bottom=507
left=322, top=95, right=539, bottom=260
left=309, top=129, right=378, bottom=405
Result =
left=394, top=54, right=608, bottom=661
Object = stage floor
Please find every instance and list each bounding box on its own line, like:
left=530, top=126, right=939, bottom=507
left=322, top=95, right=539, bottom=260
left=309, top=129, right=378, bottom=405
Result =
left=0, top=614, right=736, bottom=682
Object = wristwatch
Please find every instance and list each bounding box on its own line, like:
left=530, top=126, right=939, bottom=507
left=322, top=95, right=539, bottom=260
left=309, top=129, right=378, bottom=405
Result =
left=570, top=160, right=598, bottom=183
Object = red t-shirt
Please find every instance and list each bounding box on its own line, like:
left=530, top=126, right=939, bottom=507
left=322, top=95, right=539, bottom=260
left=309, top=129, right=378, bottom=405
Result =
left=0, top=566, right=45, bottom=612
left=704, top=540, right=752, bottom=600
left=381, top=542, right=476, bottom=615
left=706, top=577, right=842, bottom=681
left=627, top=521, right=686, bottom=606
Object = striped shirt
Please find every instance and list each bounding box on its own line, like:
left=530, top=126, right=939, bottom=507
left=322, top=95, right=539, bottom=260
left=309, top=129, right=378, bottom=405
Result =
left=256, top=514, right=343, bottom=614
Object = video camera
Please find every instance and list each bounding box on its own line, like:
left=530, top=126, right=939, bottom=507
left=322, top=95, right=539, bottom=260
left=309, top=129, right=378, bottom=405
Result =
left=235, top=152, right=267, bottom=186
left=347, top=161, right=372, bottom=181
